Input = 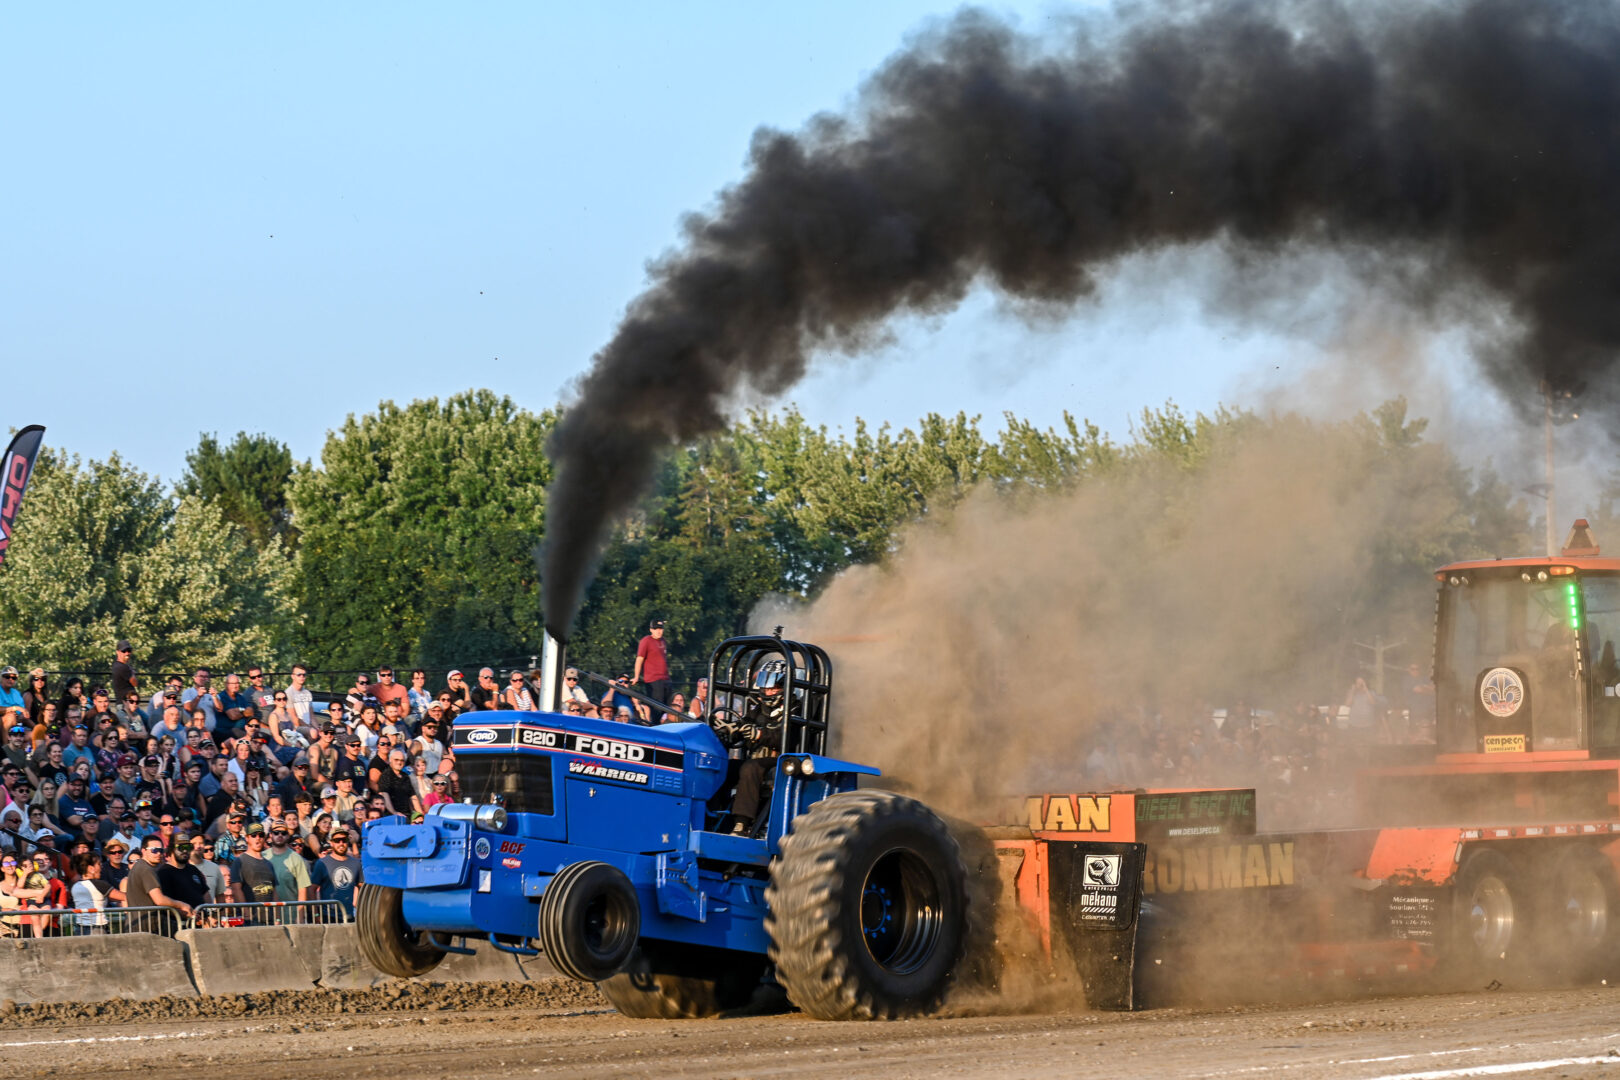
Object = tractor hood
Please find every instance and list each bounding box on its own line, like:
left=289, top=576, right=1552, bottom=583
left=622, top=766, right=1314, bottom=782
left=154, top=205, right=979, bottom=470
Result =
left=451, top=711, right=729, bottom=802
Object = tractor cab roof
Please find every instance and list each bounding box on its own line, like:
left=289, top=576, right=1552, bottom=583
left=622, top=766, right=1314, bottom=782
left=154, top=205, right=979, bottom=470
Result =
left=1437, top=519, right=1620, bottom=575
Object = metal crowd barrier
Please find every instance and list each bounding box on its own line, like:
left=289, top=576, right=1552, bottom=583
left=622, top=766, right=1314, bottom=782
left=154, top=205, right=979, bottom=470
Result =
left=1, top=904, right=180, bottom=937
left=187, top=900, right=349, bottom=928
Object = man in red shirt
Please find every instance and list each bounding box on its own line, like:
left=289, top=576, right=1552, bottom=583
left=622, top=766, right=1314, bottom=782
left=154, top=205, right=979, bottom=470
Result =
left=633, top=618, right=673, bottom=721
left=373, top=667, right=409, bottom=713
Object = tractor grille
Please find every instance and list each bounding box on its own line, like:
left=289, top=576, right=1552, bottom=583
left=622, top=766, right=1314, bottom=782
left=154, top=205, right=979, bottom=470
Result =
left=457, top=753, right=555, bottom=815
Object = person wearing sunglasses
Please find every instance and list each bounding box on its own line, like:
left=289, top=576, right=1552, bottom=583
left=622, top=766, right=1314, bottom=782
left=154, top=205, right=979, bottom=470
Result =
left=373, top=667, right=408, bottom=714
left=0, top=668, right=23, bottom=713
left=0, top=853, right=26, bottom=937
left=345, top=673, right=376, bottom=716
left=21, top=671, right=48, bottom=729
left=20, top=851, right=61, bottom=936
left=266, top=692, right=306, bottom=766
left=110, top=641, right=138, bottom=701
left=245, top=667, right=275, bottom=716
left=560, top=667, right=590, bottom=705
left=0, top=854, right=21, bottom=939
left=442, top=671, right=472, bottom=717
left=503, top=671, right=535, bottom=712
left=473, top=669, right=500, bottom=712
left=117, top=691, right=149, bottom=740
left=315, top=825, right=362, bottom=917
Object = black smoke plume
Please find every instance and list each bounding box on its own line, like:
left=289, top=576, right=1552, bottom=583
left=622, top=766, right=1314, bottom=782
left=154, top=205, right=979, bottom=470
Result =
left=542, top=0, right=1620, bottom=637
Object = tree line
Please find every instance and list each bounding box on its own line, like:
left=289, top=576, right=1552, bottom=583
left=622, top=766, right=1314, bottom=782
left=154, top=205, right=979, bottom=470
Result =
left=0, top=389, right=1547, bottom=688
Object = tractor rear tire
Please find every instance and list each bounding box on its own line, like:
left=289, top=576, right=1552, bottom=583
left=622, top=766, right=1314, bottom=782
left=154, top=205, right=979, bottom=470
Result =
left=597, top=941, right=768, bottom=1018
left=538, top=860, right=641, bottom=983
left=1445, top=848, right=1529, bottom=986
left=766, top=790, right=966, bottom=1020
left=356, top=884, right=446, bottom=978
left=1534, top=845, right=1620, bottom=983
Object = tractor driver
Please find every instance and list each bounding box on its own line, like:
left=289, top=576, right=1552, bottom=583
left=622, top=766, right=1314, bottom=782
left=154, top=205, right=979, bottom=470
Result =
left=712, top=659, right=787, bottom=835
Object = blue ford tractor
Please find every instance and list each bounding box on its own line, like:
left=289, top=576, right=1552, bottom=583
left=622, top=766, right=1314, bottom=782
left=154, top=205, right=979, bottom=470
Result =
left=357, top=633, right=967, bottom=1020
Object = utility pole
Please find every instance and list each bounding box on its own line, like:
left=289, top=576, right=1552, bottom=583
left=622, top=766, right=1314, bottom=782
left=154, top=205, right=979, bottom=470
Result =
left=1355, top=636, right=1404, bottom=696
left=1543, top=380, right=1557, bottom=557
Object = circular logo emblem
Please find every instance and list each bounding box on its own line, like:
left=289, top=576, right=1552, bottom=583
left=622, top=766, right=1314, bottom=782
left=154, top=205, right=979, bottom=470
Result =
left=1480, top=667, right=1525, bottom=718
left=332, top=866, right=355, bottom=889
left=467, top=729, right=498, bottom=744
left=474, top=837, right=491, bottom=858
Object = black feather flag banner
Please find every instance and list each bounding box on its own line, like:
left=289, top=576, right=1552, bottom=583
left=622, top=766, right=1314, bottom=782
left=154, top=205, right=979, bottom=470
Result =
left=0, top=426, right=46, bottom=569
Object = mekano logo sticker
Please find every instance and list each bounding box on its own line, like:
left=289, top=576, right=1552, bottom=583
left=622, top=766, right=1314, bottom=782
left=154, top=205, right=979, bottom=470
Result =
left=1077, top=850, right=1124, bottom=923
left=1480, top=667, right=1525, bottom=718
left=1084, top=855, right=1122, bottom=888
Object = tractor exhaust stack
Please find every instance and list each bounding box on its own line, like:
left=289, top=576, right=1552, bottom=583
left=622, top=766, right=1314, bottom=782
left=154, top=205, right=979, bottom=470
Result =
left=539, top=632, right=565, bottom=713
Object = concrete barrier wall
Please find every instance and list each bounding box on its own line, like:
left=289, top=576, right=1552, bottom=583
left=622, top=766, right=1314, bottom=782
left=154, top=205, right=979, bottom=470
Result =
left=0, top=935, right=197, bottom=1004
left=178, top=927, right=321, bottom=996
left=0, top=927, right=559, bottom=1003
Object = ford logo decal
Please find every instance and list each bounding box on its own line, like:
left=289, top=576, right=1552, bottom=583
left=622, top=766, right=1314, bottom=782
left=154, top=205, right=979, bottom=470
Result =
left=467, top=729, right=498, bottom=744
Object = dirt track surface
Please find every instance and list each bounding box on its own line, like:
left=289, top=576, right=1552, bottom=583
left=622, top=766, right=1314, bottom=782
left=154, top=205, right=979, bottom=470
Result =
left=8, top=982, right=1620, bottom=1079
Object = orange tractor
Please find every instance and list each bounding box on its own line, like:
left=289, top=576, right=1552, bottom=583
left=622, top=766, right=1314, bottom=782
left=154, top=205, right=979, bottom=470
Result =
left=995, top=521, right=1620, bottom=1006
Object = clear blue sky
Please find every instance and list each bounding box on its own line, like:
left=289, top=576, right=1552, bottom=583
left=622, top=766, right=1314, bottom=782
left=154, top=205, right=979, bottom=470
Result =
left=1, top=2, right=1576, bottom=509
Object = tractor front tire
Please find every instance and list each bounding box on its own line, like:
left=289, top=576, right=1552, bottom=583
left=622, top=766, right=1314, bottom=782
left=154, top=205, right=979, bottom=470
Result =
left=598, top=941, right=768, bottom=1018
left=766, top=790, right=966, bottom=1020
left=356, top=884, right=446, bottom=978
left=538, top=861, right=641, bottom=983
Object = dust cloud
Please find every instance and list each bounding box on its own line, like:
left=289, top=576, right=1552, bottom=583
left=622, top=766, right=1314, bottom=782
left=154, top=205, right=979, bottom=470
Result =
left=773, top=410, right=1509, bottom=826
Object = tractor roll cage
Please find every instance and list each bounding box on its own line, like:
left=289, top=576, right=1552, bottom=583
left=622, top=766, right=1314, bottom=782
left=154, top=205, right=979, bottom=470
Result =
left=708, top=633, right=832, bottom=756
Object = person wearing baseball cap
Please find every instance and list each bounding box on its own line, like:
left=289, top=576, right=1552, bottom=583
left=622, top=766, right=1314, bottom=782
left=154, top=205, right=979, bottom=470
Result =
left=111, top=641, right=137, bottom=703
left=233, top=822, right=277, bottom=903
left=4, top=723, right=30, bottom=776
left=331, top=771, right=360, bottom=823
left=317, top=823, right=362, bottom=917
left=265, top=821, right=313, bottom=902
left=443, top=670, right=472, bottom=717
left=0, top=667, right=22, bottom=713
left=561, top=666, right=589, bottom=706
left=634, top=618, right=673, bottom=720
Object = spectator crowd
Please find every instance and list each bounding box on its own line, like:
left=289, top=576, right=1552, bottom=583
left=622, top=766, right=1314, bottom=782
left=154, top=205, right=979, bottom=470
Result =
left=0, top=620, right=705, bottom=938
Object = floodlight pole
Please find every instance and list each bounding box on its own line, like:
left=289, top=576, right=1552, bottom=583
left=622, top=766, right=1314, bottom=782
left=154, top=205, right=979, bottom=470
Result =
left=1543, top=380, right=1557, bottom=558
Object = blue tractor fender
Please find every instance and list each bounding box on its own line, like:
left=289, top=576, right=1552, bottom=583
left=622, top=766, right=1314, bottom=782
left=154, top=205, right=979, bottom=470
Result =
left=763, top=752, right=881, bottom=851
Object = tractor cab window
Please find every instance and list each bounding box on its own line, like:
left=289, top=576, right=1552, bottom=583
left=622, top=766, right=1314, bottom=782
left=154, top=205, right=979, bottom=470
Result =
left=1583, top=575, right=1620, bottom=751
left=1436, top=573, right=1580, bottom=752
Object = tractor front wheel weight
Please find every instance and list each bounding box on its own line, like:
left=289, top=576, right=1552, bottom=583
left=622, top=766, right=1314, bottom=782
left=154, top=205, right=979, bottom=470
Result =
left=538, top=861, right=641, bottom=983
left=766, top=790, right=966, bottom=1020
left=356, top=884, right=447, bottom=979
